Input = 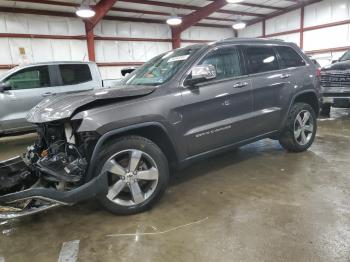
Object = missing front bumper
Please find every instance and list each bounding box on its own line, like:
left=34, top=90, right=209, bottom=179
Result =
left=0, top=156, right=108, bottom=219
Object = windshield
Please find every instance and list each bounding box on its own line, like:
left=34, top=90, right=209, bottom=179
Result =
left=121, top=46, right=202, bottom=86
left=340, top=50, right=350, bottom=62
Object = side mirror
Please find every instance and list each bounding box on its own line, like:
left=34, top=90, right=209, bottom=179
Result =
left=0, top=82, right=11, bottom=92
left=185, top=65, right=217, bottom=86
left=331, top=59, right=339, bottom=64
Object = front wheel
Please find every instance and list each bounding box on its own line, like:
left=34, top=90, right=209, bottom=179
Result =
left=279, top=103, right=317, bottom=152
left=96, top=136, right=169, bottom=215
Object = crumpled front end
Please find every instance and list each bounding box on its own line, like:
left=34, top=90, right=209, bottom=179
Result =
left=0, top=121, right=108, bottom=219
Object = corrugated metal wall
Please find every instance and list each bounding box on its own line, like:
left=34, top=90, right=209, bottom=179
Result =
left=0, top=12, right=233, bottom=79
left=238, top=0, right=350, bottom=66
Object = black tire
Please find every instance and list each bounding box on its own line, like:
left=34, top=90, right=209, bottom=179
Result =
left=279, top=102, right=317, bottom=152
left=96, top=136, right=169, bottom=215
left=320, top=104, right=331, bottom=116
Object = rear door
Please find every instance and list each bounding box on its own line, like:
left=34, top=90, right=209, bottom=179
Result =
left=180, top=45, right=254, bottom=156
left=53, top=63, right=100, bottom=94
left=242, top=45, right=295, bottom=136
left=0, top=65, right=56, bottom=132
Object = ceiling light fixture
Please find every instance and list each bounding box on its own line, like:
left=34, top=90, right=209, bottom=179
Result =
left=76, top=0, right=96, bottom=18
left=232, top=22, right=246, bottom=30
left=226, top=0, right=245, bottom=3
left=166, top=14, right=182, bottom=26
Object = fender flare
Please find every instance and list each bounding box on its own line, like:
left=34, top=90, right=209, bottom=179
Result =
left=85, top=121, right=175, bottom=181
left=280, top=89, right=321, bottom=129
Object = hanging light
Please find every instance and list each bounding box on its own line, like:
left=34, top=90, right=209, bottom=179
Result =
left=232, top=22, right=246, bottom=30
left=76, top=0, right=96, bottom=18
left=226, top=0, right=245, bottom=3
left=166, top=14, right=182, bottom=26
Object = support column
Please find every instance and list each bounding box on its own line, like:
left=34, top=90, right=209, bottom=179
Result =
left=262, top=19, right=266, bottom=38
left=300, top=6, right=305, bottom=49
left=172, top=29, right=181, bottom=49
left=85, top=23, right=95, bottom=62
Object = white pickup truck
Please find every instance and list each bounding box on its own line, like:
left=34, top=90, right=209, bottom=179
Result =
left=0, top=61, right=121, bottom=135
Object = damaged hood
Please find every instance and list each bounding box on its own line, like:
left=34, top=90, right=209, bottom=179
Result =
left=27, top=85, right=156, bottom=123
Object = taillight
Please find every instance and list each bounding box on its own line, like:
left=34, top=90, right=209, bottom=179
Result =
left=316, top=68, right=321, bottom=78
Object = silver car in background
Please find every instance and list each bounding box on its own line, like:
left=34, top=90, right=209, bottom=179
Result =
left=0, top=61, right=108, bottom=135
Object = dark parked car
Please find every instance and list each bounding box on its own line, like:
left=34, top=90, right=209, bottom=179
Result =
left=320, top=50, right=350, bottom=115
left=0, top=38, right=321, bottom=218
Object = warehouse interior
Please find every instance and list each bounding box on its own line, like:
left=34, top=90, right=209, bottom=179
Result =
left=0, top=0, right=349, bottom=261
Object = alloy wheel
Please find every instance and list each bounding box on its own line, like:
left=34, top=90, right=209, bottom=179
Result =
left=102, top=149, right=159, bottom=206
left=294, top=110, right=314, bottom=146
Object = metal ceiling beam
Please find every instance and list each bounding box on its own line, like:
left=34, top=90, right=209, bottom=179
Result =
left=9, top=0, right=239, bottom=24
left=118, top=0, right=266, bottom=17
left=247, top=0, right=322, bottom=26
left=206, top=0, right=284, bottom=11
left=171, top=0, right=229, bottom=49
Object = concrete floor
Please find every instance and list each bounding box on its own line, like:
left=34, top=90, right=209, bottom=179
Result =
left=0, top=109, right=350, bottom=262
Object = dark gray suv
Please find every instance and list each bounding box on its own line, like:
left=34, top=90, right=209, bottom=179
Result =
left=0, top=38, right=321, bottom=218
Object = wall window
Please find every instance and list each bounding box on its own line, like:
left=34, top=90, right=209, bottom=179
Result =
left=59, top=64, right=92, bottom=86
left=199, top=47, right=242, bottom=80
left=5, top=66, right=50, bottom=90
left=276, top=46, right=306, bottom=68
left=244, top=46, right=279, bottom=74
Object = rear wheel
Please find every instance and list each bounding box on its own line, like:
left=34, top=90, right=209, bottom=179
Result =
left=96, top=136, right=169, bottom=215
left=279, top=103, right=317, bottom=152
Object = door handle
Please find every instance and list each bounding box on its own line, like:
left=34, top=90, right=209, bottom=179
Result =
left=233, top=82, right=248, bottom=88
left=42, top=92, right=55, bottom=97
left=280, top=73, right=291, bottom=79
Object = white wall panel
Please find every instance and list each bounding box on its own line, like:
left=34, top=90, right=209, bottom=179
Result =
left=0, top=39, right=12, bottom=64
left=31, top=39, right=53, bottom=62
left=303, top=24, right=350, bottom=51
left=268, top=33, right=300, bottom=47
left=28, top=16, right=50, bottom=35
left=182, top=26, right=233, bottom=41
left=51, top=40, right=72, bottom=61
left=305, top=0, right=350, bottom=27
left=69, top=40, right=88, bottom=61
left=238, top=22, right=263, bottom=38
left=8, top=38, right=33, bottom=64
left=99, top=66, right=125, bottom=79
left=96, top=21, right=171, bottom=39
left=266, top=9, right=300, bottom=35
left=95, top=40, right=172, bottom=63
left=4, top=13, right=28, bottom=34
left=49, top=17, right=70, bottom=36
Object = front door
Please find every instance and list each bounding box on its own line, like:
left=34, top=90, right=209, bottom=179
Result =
left=0, top=65, right=56, bottom=132
left=179, top=46, right=254, bottom=157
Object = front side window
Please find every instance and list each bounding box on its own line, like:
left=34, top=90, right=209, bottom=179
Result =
left=5, top=66, right=50, bottom=90
left=244, top=46, right=279, bottom=74
left=122, top=46, right=202, bottom=86
left=59, top=64, right=92, bottom=86
left=276, top=46, right=305, bottom=68
left=199, top=47, right=242, bottom=80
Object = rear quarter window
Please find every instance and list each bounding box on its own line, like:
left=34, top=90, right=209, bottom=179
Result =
left=243, top=46, right=279, bottom=74
left=59, top=64, right=92, bottom=86
left=276, top=46, right=306, bottom=68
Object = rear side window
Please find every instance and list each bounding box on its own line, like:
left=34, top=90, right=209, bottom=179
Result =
left=244, top=46, right=279, bottom=74
left=5, top=66, right=50, bottom=90
left=199, top=47, right=242, bottom=80
left=276, top=46, right=306, bottom=68
left=59, top=64, right=92, bottom=86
